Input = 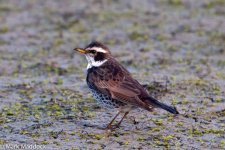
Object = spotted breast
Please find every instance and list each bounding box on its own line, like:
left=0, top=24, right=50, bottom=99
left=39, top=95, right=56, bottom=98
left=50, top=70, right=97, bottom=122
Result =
left=86, top=65, right=125, bottom=109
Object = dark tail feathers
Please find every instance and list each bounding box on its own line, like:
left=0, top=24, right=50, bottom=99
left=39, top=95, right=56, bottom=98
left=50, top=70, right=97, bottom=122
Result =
left=146, top=97, right=179, bottom=114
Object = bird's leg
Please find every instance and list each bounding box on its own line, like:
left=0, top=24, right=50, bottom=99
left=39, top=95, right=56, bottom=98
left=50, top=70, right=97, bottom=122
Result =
left=105, top=111, right=120, bottom=130
left=105, top=111, right=129, bottom=131
left=114, top=111, right=129, bottom=129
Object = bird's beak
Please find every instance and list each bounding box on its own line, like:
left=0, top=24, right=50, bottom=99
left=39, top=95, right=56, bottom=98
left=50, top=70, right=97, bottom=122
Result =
left=74, top=48, right=87, bottom=54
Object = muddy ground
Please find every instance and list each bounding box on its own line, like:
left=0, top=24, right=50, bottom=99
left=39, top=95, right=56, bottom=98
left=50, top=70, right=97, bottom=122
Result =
left=0, top=0, right=225, bottom=149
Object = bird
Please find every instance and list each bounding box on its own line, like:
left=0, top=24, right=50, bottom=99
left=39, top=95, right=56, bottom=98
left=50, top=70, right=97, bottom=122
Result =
left=74, top=41, right=179, bottom=130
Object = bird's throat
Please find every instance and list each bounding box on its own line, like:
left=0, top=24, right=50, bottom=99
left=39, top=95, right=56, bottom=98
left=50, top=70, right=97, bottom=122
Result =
left=85, top=55, right=107, bottom=69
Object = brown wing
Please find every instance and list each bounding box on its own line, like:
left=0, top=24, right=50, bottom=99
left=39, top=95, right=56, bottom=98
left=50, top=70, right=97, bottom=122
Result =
left=89, top=59, right=151, bottom=110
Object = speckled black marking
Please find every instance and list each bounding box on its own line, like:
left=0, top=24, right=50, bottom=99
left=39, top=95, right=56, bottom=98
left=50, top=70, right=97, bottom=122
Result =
left=86, top=66, right=125, bottom=109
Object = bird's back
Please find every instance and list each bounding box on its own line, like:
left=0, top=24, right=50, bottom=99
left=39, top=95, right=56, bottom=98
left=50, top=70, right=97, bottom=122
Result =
left=86, top=58, right=154, bottom=110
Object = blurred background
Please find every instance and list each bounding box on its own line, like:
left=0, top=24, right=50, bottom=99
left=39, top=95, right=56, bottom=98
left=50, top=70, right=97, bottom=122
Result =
left=0, top=0, right=224, bottom=149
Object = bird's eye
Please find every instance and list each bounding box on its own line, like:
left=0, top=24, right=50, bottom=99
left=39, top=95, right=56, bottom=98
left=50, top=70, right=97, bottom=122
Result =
left=90, top=50, right=97, bottom=54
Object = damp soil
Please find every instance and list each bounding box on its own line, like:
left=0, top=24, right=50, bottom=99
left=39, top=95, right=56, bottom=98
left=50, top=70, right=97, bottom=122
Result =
left=0, top=0, right=225, bottom=149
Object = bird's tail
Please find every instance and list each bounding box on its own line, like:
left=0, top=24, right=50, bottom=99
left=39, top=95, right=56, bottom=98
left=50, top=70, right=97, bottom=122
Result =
left=146, top=97, right=179, bottom=114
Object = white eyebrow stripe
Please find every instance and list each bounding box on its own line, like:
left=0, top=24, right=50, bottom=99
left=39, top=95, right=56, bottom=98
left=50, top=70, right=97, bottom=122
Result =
left=86, top=47, right=107, bottom=53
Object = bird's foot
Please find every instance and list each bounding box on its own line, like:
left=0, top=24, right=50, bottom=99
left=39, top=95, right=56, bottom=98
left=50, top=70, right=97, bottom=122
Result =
left=105, top=123, right=120, bottom=131
left=103, top=124, right=120, bottom=137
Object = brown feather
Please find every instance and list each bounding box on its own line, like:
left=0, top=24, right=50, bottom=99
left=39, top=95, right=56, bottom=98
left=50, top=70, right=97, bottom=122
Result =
left=89, top=58, right=152, bottom=110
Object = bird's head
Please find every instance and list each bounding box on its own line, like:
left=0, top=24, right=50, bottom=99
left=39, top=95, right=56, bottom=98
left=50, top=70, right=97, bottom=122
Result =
left=74, top=41, right=111, bottom=69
